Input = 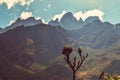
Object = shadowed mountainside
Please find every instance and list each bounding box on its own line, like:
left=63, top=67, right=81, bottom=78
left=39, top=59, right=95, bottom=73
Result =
left=0, top=16, right=120, bottom=80
left=0, top=24, right=70, bottom=66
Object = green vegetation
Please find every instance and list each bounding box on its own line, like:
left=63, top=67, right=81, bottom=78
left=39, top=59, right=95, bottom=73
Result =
left=99, top=72, right=120, bottom=80
left=104, top=75, right=120, bottom=80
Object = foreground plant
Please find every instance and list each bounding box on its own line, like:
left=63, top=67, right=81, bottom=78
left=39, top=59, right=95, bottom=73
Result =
left=104, top=75, right=120, bottom=80
left=62, top=46, right=88, bottom=80
left=99, top=72, right=120, bottom=80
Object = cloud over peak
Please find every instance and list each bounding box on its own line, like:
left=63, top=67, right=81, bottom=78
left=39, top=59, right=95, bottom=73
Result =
left=74, top=9, right=104, bottom=21
left=52, top=9, right=104, bottom=22
left=20, top=11, right=47, bottom=24
left=20, top=11, right=33, bottom=20
left=0, top=0, right=34, bottom=9
left=52, top=11, right=67, bottom=21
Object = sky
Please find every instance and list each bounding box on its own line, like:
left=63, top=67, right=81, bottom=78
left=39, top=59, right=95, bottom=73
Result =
left=0, top=0, right=120, bottom=28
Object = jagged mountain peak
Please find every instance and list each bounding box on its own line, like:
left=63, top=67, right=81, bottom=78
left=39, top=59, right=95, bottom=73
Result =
left=59, top=14, right=102, bottom=30
left=78, top=18, right=83, bottom=22
left=84, top=16, right=100, bottom=24
left=14, top=17, right=43, bottom=25
left=48, top=18, right=60, bottom=26
left=3, top=17, right=43, bottom=33
left=60, top=12, right=81, bottom=30
left=63, top=12, right=73, bottom=17
left=61, top=12, right=76, bottom=21
left=85, top=16, right=99, bottom=21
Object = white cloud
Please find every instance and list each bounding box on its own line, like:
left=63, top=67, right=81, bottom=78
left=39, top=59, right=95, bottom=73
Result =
left=35, top=16, right=47, bottom=24
left=0, top=0, right=34, bottom=9
left=52, top=10, right=104, bottom=22
left=48, top=4, right=51, bottom=8
left=8, top=16, right=47, bottom=26
left=8, top=20, right=15, bottom=26
left=52, top=11, right=67, bottom=21
left=74, top=9, right=104, bottom=21
left=20, top=11, right=33, bottom=19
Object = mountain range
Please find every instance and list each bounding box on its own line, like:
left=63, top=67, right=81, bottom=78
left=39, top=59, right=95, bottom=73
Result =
left=0, top=12, right=120, bottom=80
left=0, top=12, right=101, bottom=33
left=48, top=12, right=99, bottom=30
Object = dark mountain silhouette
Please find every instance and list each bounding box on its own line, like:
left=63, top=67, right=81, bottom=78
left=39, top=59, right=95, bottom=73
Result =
left=1, top=17, right=43, bottom=33
left=60, top=12, right=83, bottom=30
left=84, top=16, right=99, bottom=25
left=9, top=17, right=43, bottom=27
left=48, top=18, right=60, bottom=26
left=48, top=12, right=101, bottom=30
left=0, top=13, right=104, bottom=33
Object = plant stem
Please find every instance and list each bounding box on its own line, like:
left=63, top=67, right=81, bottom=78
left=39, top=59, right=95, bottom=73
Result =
left=73, top=71, right=76, bottom=80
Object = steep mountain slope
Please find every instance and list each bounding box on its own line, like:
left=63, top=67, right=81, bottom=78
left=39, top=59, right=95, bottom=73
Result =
left=0, top=24, right=70, bottom=66
left=37, top=64, right=71, bottom=80
left=0, top=16, right=120, bottom=80
left=104, top=59, right=120, bottom=74
left=0, top=55, right=35, bottom=80
left=71, top=19, right=120, bottom=49
left=0, top=24, right=71, bottom=80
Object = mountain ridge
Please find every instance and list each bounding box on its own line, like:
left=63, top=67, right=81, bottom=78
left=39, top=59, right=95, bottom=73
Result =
left=0, top=12, right=118, bottom=33
left=0, top=14, right=120, bottom=80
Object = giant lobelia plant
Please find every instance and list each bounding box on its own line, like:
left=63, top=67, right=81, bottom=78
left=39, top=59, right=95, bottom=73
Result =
left=62, top=45, right=88, bottom=80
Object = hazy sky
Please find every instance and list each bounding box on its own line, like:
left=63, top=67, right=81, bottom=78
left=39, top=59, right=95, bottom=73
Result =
left=0, top=0, right=120, bottom=28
